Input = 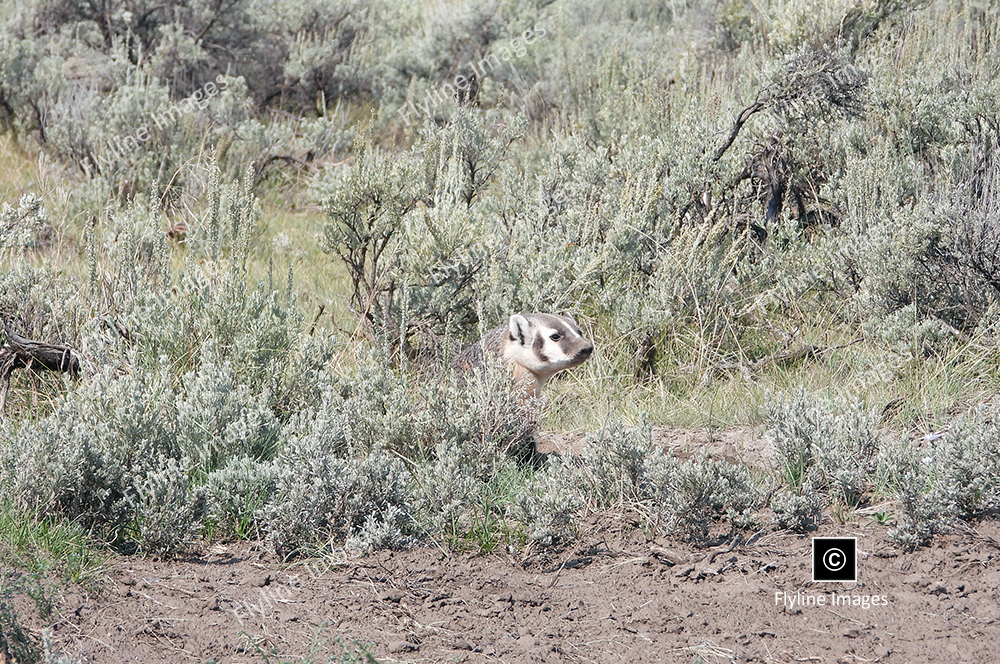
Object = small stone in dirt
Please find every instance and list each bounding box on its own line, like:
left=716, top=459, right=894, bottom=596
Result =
left=203, top=597, right=220, bottom=611
left=929, top=582, right=948, bottom=596
left=453, top=638, right=474, bottom=651
left=844, top=628, right=861, bottom=638
left=649, top=546, right=682, bottom=566
left=250, top=574, right=271, bottom=587
left=388, top=640, right=417, bottom=653
left=380, top=589, right=405, bottom=603
left=119, top=573, right=136, bottom=586
left=517, top=634, right=539, bottom=649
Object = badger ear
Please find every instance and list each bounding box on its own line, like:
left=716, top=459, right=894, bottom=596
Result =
left=508, top=314, right=531, bottom=345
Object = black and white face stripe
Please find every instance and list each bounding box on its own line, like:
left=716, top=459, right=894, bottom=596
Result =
left=533, top=329, right=549, bottom=363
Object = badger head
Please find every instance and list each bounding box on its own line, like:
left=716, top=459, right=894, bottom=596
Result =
left=503, top=313, right=594, bottom=389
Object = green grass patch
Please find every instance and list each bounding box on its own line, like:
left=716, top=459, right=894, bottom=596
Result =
left=0, top=501, right=107, bottom=587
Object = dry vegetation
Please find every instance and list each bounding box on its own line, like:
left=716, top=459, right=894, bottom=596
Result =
left=1, top=0, right=1000, bottom=661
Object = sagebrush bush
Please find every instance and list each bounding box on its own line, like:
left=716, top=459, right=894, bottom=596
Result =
left=931, top=410, right=1000, bottom=519
left=260, top=448, right=414, bottom=557
left=508, top=456, right=580, bottom=547
left=176, top=348, right=280, bottom=470
left=129, top=456, right=207, bottom=556
left=581, top=420, right=656, bottom=507
left=882, top=406, right=1000, bottom=549
left=205, top=456, right=279, bottom=541
left=0, top=599, right=37, bottom=664
left=771, top=485, right=822, bottom=533
left=4, top=361, right=178, bottom=535
left=0, top=263, right=86, bottom=386
left=0, top=193, right=45, bottom=249
left=421, top=355, right=538, bottom=460
left=574, top=420, right=763, bottom=543
left=658, top=453, right=762, bottom=542
left=767, top=389, right=878, bottom=507
left=407, top=354, right=541, bottom=543
left=412, top=436, right=483, bottom=536
left=0, top=2, right=355, bottom=210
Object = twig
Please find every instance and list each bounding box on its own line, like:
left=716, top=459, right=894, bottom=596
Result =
left=713, top=98, right=767, bottom=162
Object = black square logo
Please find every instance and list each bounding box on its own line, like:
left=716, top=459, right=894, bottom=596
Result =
left=812, top=537, right=857, bottom=582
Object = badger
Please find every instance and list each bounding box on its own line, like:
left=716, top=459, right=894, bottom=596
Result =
left=452, top=313, right=594, bottom=398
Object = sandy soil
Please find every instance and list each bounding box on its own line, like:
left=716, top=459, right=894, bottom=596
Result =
left=8, top=427, right=1000, bottom=664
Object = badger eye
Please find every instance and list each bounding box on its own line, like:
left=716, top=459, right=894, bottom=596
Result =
left=550, top=333, right=562, bottom=341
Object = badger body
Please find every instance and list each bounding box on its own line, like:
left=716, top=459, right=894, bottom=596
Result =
left=452, top=313, right=594, bottom=397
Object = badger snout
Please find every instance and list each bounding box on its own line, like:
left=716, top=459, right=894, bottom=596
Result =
left=576, top=344, right=594, bottom=359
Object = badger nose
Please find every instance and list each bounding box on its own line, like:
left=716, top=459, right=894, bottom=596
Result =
left=578, top=345, right=594, bottom=358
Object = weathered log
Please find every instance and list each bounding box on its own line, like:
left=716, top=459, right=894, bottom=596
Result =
left=0, top=320, right=81, bottom=414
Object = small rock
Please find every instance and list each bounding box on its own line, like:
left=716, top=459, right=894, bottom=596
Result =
left=844, top=628, right=861, bottom=639
left=649, top=546, right=683, bottom=566
left=388, top=641, right=417, bottom=654
left=380, top=589, right=405, bottom=603
left=251, top=574, right=271, bottom=588
left=517, top=634, right=538, bottom=649
left=513, top=592, right=539, bottom=606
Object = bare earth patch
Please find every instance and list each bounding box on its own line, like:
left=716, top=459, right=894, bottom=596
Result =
left=535, top=425, right=776, bottom=469
left=11, top=427, right=1000, bottom=664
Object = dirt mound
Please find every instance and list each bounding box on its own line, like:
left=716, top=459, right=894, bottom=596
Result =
left=17, top=517, right=1000, bottom=664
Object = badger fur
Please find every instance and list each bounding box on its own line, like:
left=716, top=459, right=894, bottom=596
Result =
left=452, top=313, right=594, bottom=398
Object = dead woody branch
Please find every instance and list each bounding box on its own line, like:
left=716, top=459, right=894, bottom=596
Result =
left=0, top=319, right=81, bottom=414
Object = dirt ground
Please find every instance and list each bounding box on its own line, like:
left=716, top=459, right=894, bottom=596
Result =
left=10, top=427, right=1000, bottom=664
